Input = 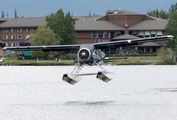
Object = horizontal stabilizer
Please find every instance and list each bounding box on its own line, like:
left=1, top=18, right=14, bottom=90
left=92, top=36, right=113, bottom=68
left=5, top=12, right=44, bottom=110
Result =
left=62, top=73, right=82, bottom=85
left=96, top=71, right=115, bottom=82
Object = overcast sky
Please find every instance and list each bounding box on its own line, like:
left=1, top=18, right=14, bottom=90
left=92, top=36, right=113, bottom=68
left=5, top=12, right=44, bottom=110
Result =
left=0, top=0, right=176, bottom=18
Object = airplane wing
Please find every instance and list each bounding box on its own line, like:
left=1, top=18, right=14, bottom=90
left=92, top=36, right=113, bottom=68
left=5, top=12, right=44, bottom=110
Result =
left=3, top=35, right=173, bottom=51
left=3, top=44, right=80, bottom=51
left=93, top=35, right=173, bottom=49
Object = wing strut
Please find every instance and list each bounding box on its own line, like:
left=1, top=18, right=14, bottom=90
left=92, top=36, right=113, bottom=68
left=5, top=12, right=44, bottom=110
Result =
left=57, top=51, right=78, bottom=63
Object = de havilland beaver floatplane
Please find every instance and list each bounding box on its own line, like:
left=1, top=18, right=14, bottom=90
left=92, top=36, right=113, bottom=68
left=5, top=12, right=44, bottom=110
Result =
left=3, top=35, right=173, bottom=85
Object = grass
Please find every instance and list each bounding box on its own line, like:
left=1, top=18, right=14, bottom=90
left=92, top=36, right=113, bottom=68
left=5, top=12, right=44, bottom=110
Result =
left=2, top=56, right=75, bottom=66
left=2, top=56, right=176, bottom=65
left=107, top=61, right=153, bottom=65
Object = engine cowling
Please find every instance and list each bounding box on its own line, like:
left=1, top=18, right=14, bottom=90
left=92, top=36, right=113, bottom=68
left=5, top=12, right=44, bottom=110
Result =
left=77, top=48, right=91, bottom=62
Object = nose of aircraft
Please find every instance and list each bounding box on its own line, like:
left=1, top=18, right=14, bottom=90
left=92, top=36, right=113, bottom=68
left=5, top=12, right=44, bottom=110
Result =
left=82, top=52, right=86, bottom=56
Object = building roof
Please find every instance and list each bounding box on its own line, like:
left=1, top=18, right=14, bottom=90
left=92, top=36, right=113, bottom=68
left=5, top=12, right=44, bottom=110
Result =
left=129, top=18, right=168, bottom=30
left=0, top=17, right=46, bottom=28
left=107, top=10, right=142, bottom=15
left=112, top=34, right=140, bottom=40
left=19, top=37, right=33, bottom=45
left=0, top=10, right=168, bottom=31
left=74, top=16, right=124, bottom=30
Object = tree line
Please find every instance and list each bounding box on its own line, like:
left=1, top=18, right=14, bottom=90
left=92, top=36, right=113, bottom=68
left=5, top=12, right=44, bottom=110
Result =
left=146, top=3, right=177, bottom=19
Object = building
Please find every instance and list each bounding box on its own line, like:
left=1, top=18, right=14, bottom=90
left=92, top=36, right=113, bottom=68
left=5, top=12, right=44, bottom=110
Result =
left=0, top=17, right=46, bottom=55
left=74, top=10, right=168, bottom=54
left=0, top=40, right=6, bottom=57
left=0, top=10, right=169, bottom=55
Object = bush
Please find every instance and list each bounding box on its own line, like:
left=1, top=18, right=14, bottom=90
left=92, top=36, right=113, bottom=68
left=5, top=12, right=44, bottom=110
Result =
left=62, top=54, right=77, bottom=60
left=156, top=57, right=176, bottom=65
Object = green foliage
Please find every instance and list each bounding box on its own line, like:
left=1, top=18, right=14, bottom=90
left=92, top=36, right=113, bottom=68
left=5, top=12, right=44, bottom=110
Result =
left=157, top=47, right=166, bottom=62
left=110, top=61, right=152, bottom=65
left=157, top=47, right=175, bottom=65
left=31, top=25, right=61, bottom=58
left=107, top=54, right=157, bottom=57
left=146, top=9, right=167, bottom=19
left=156, top=57, right=176, bottom=65
left=169, top=3, right=177, bottom=14
left=165, top=11, right=177, bottom=51
left=46, top=9, right=76, bottom=45
left=62, top=54, right=77, bottom=60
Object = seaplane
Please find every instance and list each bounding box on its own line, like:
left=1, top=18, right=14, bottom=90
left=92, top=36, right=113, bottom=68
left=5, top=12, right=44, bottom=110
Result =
left=3, top=35, right=173, bottom=85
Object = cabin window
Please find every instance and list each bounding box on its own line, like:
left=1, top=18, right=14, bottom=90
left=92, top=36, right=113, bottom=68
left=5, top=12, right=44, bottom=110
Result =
left=92, top=31, right=97, bottom=38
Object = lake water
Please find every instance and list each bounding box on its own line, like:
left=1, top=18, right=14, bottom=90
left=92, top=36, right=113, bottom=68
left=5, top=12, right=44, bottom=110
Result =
left=0, top=65, right=177, bottom=120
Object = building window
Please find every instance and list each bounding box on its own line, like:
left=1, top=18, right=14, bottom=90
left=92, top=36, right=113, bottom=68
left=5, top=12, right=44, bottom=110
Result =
left=132, top=31, right=137, bottom=36
left=11, top=35, right=16, bottom=39
left=115, top=31, right=121, bottom=37
left=34, top=28, right=37, bottom=32
left=98, top=31, right=103, bottom=38
left=3, top=35, right=8, bottom=40
left=110, top=32, right=114, bottom=38
left=11, top=43, right=16, bottom=47
left=157, top=31, right=162, bottom=36
left=151, top=31, right=156, bottom=37
left=152, top=47, right=157, bottom=52
left=18, top=35, right=22, bottom=39
left=3, top=28, right=8, bottom=32
left=11, top=28, right=16, bottom=32
left=26, top=28, right=31, bottom=32
left=138, top=47, right=144, bottom=52
left=138, top=31, right=144, bottom=38
left=104, top=31, right=109, bottom=38
left=145, top=47, right=150, bottom=52
left=6, top=43, right=8, bottom=47
left=17, top=28, right=22, bottom=32
left=145, top=31, right=150, bottom=37
left=92, top=31, right=97, bottom=38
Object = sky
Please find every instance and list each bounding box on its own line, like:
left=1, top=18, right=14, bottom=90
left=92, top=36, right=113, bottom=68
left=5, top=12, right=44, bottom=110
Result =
left=0, top=0, right=176, bottom=18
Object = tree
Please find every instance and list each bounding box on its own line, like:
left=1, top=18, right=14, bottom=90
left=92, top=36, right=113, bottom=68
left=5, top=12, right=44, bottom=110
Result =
left=165, top=11, right=177, bottom=51
left=46, top=9, right=76, bottom=45
left=169, top=3, right=177, bottom=14
left=2, top=11, right=4, bottom=18
left=31, top=25, right=62, bottom=59
left=159, top=9, right=167, bottom=19
left=14, top=8, right=17, bottom=18
left=146, top=9, right=167, bottom=19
